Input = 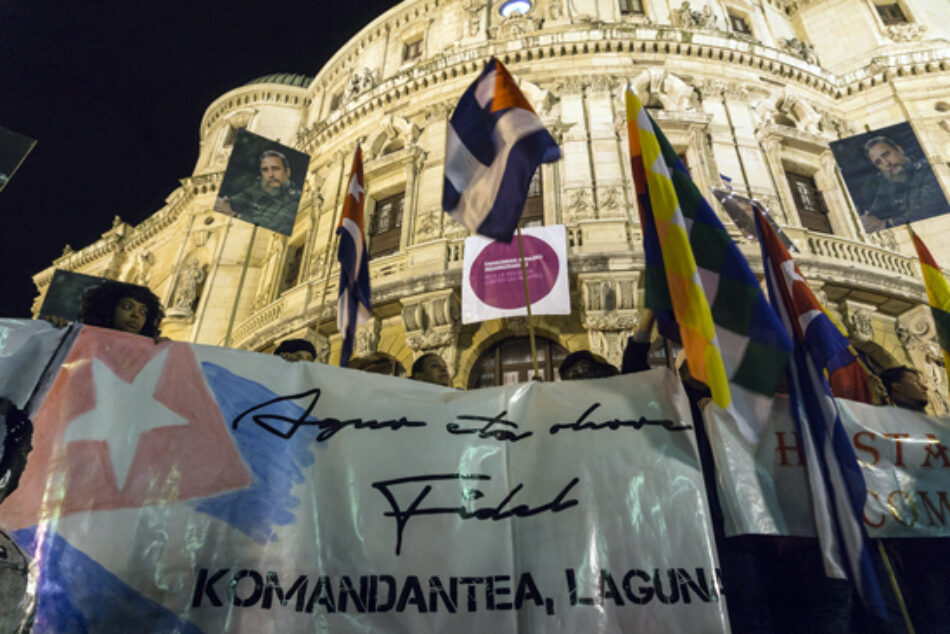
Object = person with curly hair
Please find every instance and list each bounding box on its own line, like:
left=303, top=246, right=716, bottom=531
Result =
left=77, top=280, right=165, bottom=338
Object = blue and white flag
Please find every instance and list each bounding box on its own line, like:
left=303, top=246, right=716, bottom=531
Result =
left=336, top=144, right=371, bottom=366
left=756, top=210, right=887, bottom=618
left=442, top=57, right=561, bottom=243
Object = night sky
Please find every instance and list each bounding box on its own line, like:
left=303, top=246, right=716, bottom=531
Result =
left=0, top=0, right=399, bottom=317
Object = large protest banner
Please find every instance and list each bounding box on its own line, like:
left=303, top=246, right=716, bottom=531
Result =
left=0, top=321, right=729, bottom=633
left=705, top=399, right=950, bottom=539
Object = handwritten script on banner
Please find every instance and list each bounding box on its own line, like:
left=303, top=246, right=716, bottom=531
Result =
left=0, top=323, right=729, bottom=633
left=705, top=397, right=950, bottom=539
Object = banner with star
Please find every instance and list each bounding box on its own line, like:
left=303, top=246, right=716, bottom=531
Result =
left=0, top=321, right=729, bottom=633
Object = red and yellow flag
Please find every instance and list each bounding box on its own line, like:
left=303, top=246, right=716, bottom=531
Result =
left=910, top=229, right=950, bottom=383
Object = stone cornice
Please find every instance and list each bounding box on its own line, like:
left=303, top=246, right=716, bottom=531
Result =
left=200, top=83, right=311, bottom=139
left=32, top=183, right=202, bottom=290
left=34, top=229, right=125, bottom=289
left=299, top=19, right=950, bottom=153
left=299, top=25, right=943, bottom=153
left=757, top=123, right=833, bottom=152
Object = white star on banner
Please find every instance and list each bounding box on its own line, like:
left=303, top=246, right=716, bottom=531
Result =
left=347, top=171, right=363, bottom=204
left=63, top=348, right=188, bottom=490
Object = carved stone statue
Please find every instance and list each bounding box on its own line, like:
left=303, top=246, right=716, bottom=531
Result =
left=845, top=308, right=874, bottom=342
left=132, top=251, right=154, bottom=285
left=779, top=38, right=820, bottom=65
left=173, top=260, right=206, bottom=314
left=348, top=68, right=378, bottom=98
left=671, top=2, right=716, bottom=29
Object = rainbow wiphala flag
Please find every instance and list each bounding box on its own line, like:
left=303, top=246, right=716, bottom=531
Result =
left=625, top=88, right=792, bottom=441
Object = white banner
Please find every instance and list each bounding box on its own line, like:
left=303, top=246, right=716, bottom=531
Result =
left=0, top=318, right=72, bottom=409
left=461, top=225, right=570, bottom=324
left=0, top=323, right=729, bottom=633
left=705, top=397, right=950, bottom=539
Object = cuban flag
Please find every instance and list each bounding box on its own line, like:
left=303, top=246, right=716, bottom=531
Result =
left=754, top=208, right=886, bottom=618
left=442, top=57, right=561, bottom=243
left=0, top=327, right=253, bottom=631
left=0, top=325, right=334, bottom=631
left=336, top=143, right=372, bottom=367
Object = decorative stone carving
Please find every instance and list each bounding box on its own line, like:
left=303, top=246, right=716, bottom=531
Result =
left=61, top=244, right=74, bottom=256
left=898, top=306, right=950, bottom=414
left=885, top=23, right=926, bottom=42
left=921, top=342, right=949, bottom=415
left=779, top=38, right=819, bottom=65
left=567, top=189, right=593, bottom=220
left=556, top=77, right=585, bottom=94
left=489, top=12, right=542, bottom=39
left=819, top=111, right=851, bottom=138
left=670, top=2, right=716, bottom=29
left=587, top=75, right=619, bottom=95
left=415, top=206, right=442, bottom=241
left=401, top=291, right=461, bottom=377
left=867, top=228, right=899, bottom=251
left=402, top=292, right=459, bottom=340
left=581, top=275, right=641, bottom=366
left=723, top=84, right=750, bottom=101
left=214, top=109, right=257, bottom=162
left=597, top=187, right=623, bottom=217
left=168, top=259, right=207, bottom=318
left=584, top=313, right=639, bottom=331
left=753, top=88, right=822, bottom=135
left=129, top=251, right=154, bottom=285
left=463, top=0, right=486, bottom=37
left=698, top=80, right=725, bottom=99
left=519, top=80, right=560, bottom=116
left=366, top=115, right=422, bottom=159
left=814, top=289, right=832, bottom=313
left=629, top=68, right=697, bottom=112
left=844, top=304, right=874, bottom=342
left=347, top=67, right=378, bottom=98
left=354, top=319, right=381, bottom=358
left=895, top=321, right=912, bottom=348
left=503, top=316, right=531, bottom=333
left=424, top=102, right=454, bottom=123
left=548, top=119, right=576, bottom=144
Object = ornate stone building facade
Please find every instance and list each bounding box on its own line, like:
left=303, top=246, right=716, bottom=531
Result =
left=32, top=0, right=950, bottom=410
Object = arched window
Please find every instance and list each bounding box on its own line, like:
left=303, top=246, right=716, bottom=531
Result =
left=469, top=336, right=568, bottom=388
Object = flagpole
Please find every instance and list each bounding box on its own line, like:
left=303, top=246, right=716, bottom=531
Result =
left=516, top=227, right=541, bottom=378
left=316, top=232, right=341, bottom=323
left=877, top=541, right=916, bottom=634
left=224, top=223, right=259, bottom=347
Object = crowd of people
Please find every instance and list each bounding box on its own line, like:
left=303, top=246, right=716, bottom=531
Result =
left=2, top=277, right=942, bottom=633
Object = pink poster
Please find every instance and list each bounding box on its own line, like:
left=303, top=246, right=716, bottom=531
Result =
left=462, top=225, right=570, bottom=324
